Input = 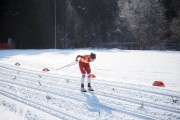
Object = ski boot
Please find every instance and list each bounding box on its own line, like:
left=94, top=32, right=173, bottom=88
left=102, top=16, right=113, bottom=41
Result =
left=81, top=87, right=87, bottom=92
left=88, top=86, right=94, bottom=91
left=88, top=83, right=94, bottom=91
left=81, top=84, right=87, bottom=92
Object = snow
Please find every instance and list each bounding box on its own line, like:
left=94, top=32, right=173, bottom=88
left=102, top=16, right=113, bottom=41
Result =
left=0, top=49, right=180, bottom=120
left=0, top=109, right=23, bottom=120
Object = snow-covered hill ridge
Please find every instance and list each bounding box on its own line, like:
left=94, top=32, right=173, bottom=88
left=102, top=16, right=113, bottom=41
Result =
left=0, top=63, right=180, bottom=120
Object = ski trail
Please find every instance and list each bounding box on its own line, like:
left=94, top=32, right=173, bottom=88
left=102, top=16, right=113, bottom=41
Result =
left=1, top=63, right=180, bottom=119
left=0, top=90, right=81, bottom=120
left=1, top=63, right=180, bottom=98
left=1, top=76, right=179, bottom=119
left=1, top=76, right=179, bottom=114
left=0, top=82, right=157, bottom=120
left=0, top=69, right=179, bottom=113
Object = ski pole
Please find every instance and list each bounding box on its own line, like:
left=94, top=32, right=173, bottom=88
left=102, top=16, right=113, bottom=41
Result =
left=56, top=61, right=78, bottom=71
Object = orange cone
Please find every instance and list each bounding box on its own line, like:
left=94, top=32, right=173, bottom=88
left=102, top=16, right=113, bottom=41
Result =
left=91, top=74, right=96, bottom=78
left=152, top=81, right=165, bottom=87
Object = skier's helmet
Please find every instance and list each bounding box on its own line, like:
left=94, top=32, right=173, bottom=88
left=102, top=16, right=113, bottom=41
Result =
left=90, top=53, right=96, bottom=59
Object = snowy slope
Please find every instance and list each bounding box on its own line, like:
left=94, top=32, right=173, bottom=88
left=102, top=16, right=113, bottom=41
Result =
left=0, top=49, right=180, bottom=120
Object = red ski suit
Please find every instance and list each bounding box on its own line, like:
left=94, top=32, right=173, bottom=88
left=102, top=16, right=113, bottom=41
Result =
left=76, top=55, right=94, bottom=74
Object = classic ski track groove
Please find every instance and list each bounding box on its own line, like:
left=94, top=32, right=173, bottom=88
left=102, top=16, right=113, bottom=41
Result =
left=0, top=72, right=180, bottom=115
left=0, top=64, right=180, bottom=119
left=0, top=66, right=179, bottom=104
left=0, top=79, right=158, bottom=120
left=0, top=63, right=180, bottom=98
left=0, top=65, right=180, bottom=110
left=0, top=69, right=180, bottom=111
left=0, top=65, right=179, bottom=106
left=0, top=90, right=81, bottom=120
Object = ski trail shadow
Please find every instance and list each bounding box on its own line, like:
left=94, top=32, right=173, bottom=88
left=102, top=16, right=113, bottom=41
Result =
left=84, top=93, right=116, bottom=114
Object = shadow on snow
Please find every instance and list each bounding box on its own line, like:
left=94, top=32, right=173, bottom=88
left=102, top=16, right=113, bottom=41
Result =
left=84, top=93, right=117, bottom=114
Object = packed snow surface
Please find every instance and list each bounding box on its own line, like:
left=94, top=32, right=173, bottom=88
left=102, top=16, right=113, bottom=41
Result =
left=0, top=49, right=180, bottom=120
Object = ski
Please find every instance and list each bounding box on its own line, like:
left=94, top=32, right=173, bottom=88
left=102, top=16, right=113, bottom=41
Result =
left=81, top=89, right=87, bottom=92
left=81, top=87, right=94, bottom=92
left=88, top=89, right=94, bottom=92
left=88, top=87, right=94, bottom=91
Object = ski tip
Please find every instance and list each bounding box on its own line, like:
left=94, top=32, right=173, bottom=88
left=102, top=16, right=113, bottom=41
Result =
left=81, top=91, right=87, bottom=93
left=88, top=90, right=94, bottom=92
left=81, top=89, right=87, bottom=92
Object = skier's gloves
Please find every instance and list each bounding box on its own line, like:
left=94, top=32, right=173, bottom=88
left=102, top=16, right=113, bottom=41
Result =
left=75, top=58, right=81, bottom=62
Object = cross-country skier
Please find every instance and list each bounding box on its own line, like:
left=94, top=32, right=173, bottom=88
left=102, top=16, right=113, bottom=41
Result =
left=75, top=53, right=96, bottom=92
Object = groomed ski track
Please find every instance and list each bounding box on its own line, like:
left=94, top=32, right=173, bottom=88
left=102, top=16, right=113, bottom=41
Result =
left=0, top=63, right=180, bottom=120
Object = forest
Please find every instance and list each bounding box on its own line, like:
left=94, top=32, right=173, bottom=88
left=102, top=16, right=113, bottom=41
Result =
left=0, top=0, right=180, bottom=50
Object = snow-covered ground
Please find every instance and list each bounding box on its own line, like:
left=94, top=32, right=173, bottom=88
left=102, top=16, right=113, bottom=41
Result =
left=0, top=49, right=180, bottom=120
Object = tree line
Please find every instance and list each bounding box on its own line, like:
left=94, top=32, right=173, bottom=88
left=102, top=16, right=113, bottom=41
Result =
left=0, top=0, right=179, bottom=50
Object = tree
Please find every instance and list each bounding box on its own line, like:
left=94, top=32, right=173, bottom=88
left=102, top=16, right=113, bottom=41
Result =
left=169, top=0, right=180, bottom=50
left=70, top=0, right=119, bottom=48
left=120, top=0, right=168, bottom=49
